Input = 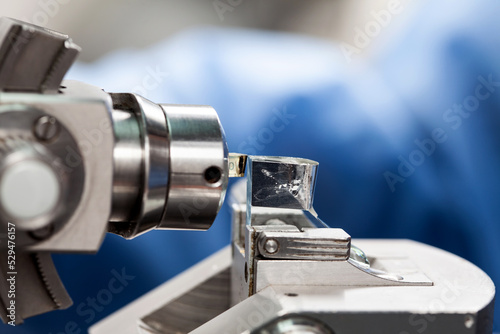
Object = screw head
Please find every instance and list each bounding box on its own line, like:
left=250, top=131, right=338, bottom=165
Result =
left=264, top=238, right=279, bottom=254
left=34, top=116, right=60, bottom=142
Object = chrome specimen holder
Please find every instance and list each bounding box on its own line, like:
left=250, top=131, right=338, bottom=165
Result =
left=91, top=156, right=495, bottom=334
left=0, top=18, right=228, bottom=323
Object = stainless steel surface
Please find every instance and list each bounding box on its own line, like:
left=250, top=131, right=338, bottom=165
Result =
left=108, top=98, right=230, bottom=237
left=89, top=247, right=232, bottom=334
left=256, top=228, right=351, bottom=261
left=135, top=97, right=170, bottom=230
left=159, top=104, right=228, bottom=230
left=0, top=17, right=80, bottom=93
left=139, top=268, right=230, bottom=333
left=0, top=106, right=85, bottom=247
left=0, top=80, right=115, bottom=321
left=19, top=80, right=115, bottom=252
left=108, top=94, right=170, bottom=238
left=109, top=108, right=143, bottom=224
left=254, top=252, right=432, bottom=292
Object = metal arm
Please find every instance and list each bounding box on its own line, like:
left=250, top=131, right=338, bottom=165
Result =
left=0, top=17, right=228, bottom=323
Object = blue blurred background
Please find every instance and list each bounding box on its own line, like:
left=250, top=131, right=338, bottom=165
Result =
left=2, top=0, right=500, bottom=332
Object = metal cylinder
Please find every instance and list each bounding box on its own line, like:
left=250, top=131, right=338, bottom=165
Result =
left=109, top=95, right=228, bottom=238
left=109, top=109, right=143, bottom=223
left=159, top=104, right=228, bottom=230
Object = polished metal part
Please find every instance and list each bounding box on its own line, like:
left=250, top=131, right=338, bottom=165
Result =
left=108, top=97, right=229, bottom=237
left=257, top=228, right=351, bottom=261
left=0, top=106, right=86, bottom=247
left=108, top=93, right=170, bottom=238
left=159, top=104, right=228, bottom=230
left=0, top=17, right=80, bottom=93
left=134, top=97, right=170, bottom=229
left=109, top=108, right=143, bottom=225
left=6, top=81, right=116, bottom=252
left=0, top=81, right=115, bottom=321
left=139, top=268, right=230, bottom=333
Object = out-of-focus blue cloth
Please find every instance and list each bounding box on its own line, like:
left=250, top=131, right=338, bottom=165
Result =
left=8, top=0, right=500, bottom=332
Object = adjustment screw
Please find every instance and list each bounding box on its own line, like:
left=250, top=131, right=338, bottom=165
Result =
left=34, top=116, right=60, bottom=142
left=264, top=238, right=279, bottom=254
